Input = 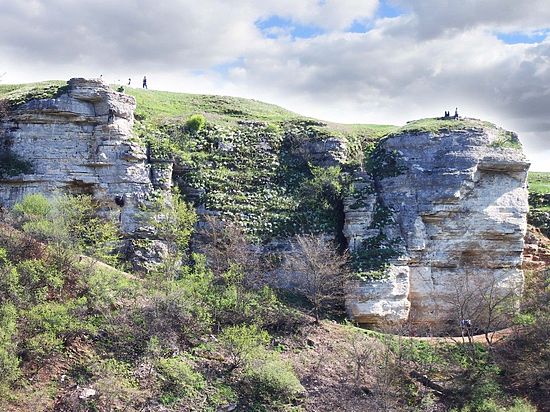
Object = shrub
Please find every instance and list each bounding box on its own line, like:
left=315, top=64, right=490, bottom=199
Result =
left=148, top=190, right=197, bottom=255
left=16, top=259, right=63, bottom=305
left=0, top=303, right=20, bottom=398
left=185, top=114, right=206, bottom=134
left=283, top=234, right=349, bottom=321
left=244, top=352, right=304, bottom=403
left=98, top=259, right=214, bottom=361
left=85, top=267, right=138, bottom=315
left=13, top=193, right=51, bottom=219
left=218, top=324, right=270, bottom=369
left=156, top=355, right=206, bottom=403
left=0, top=250, right=22, bottom=303
left=91, top=358, right=144, bottom=411
left=13, top=193, right=120, bottom=265
left=22, top=300, right=93, bottom=359
left=217, top=324, right=303, bottom=405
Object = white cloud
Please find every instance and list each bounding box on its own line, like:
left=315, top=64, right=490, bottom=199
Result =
left=268, top=0, right=379, bottom=30
left=0, top=0, right=549, bottom=170
left=392, top=0, right=550, bottom=37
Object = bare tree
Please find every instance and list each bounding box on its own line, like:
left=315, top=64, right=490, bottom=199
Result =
left=195, top=215, right=265, bottom=287
left=283, top=234, right=349, bottom=322
left=448, top=272, right=519, bottom=346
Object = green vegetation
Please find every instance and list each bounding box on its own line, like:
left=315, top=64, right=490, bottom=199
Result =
left=126, top=87, right=302, bottom=126
left=392, top=117, right=497, bottom=135
left=489, top=130, right=522, bottom=149
left=528, top=171, right=550, bottom=195
left=185, top=113, right=207, bottom=133
left=13, top=193, right=120, bottom=265
left=391, top=117, right=522, bottom=150
left=347, top=322, right=542, bottom=412
left=0, top=80, right=68, bottom=107
left=528, top=172, right=550, bottom=236
left=0, top=81, right=547, bottom=411
left=0, top=194, right=303, bottom=411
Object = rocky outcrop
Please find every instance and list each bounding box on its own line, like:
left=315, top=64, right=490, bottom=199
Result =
left=0, top=78, right=171, bottom=259
left=345, top=122, right=530, bottom=328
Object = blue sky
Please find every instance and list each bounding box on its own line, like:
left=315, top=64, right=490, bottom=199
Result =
left=497, top=30, right=550, bottom=44
left=0, top=0, right=549, bottom=170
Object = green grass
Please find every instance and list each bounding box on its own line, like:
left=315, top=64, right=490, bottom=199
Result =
left=528, top=172, right=550, bottom=195
left=126, top=87, right=303, bottom=126
left=126, top=87, right=397, bottom=142
left=392, top=117, right=497, bottom=135
left=1, top=80, right=396, bottom=143
left=0, top=80, right=68, bottom=107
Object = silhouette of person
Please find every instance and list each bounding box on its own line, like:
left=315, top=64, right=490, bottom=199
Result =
left=128, top=78, right=131, bottom=86
left=454, top=108, right=459, bottom=119
left=142, top=76, right=148, bottom=89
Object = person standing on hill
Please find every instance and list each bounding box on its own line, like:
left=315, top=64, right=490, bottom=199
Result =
left=142, top=76, right=147, bottom=89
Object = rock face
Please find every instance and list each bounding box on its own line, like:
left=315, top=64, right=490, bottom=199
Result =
left=0, top=78, right=168, bottom=243
left=345, top=123, right=530, bottom=328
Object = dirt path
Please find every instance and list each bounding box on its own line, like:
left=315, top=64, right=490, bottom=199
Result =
left=409, top=327, right=515, bottom=345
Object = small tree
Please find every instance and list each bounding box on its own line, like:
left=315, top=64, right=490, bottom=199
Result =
left=283, top=234, right=349, bottom=322
left=195, top=215, right=264, bottom=286
left=145, top=190, right=197, bottom=279
left=447, top=272, right=519, bottom=346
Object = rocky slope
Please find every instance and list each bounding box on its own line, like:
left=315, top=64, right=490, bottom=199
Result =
left=0, top=79, right=531, bottom=330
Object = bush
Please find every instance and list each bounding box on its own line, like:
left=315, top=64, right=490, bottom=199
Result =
left=16, top=259, right=63, bottom=305
left=457, top=398, right=537, bottom=412
left=91, top=358, right=144, bottom=411
left=13, top=193, right=51, bottom=218
left=0, top=303, right=20, bottom=397
left=0, top=249, right=22, bottom=303
left=85, top=267, right=138, bottom=315
left=185, top=114, right=206, bottom=134
left=148, top=190, right=197, bottom=255
left=217, top=324, right=303, bottom=406
left=13, top=193, right=120, bottom=265
left=156, top=355, right=206, bottom=403
left=218, top=324, right=270, bottom=369
left=244, top=352, right=304, bottom=404
left=22, top=300, right=93, bottom=359
left=97, top=258, right=214, bottom=361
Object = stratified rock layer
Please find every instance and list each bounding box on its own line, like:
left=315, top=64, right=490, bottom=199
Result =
left=345, top=123, right=530, bottom=327
left=0, top=78, right=155, bottom=235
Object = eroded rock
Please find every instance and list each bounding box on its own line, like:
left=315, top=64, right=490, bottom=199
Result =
left=345, top=122, right=529, bottom=328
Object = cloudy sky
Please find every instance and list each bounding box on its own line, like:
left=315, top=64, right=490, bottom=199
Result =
left=1, top=0, right=549, bottom=170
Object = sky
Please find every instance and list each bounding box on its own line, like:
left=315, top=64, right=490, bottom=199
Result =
left=1, top=0, right=549, bottom=171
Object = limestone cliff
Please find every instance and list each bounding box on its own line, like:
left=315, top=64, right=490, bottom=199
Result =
left=345, top=121, right=530, bottom=328
left=0, top=78, right=173, bottom=263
